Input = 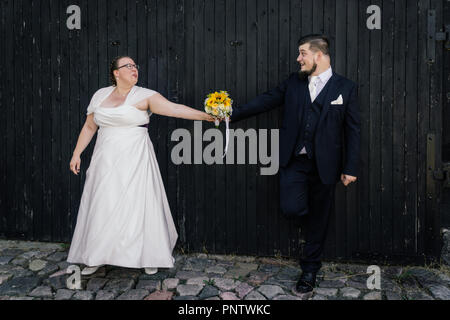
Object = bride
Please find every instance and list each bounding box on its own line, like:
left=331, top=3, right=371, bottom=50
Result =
left=67, top=56, right=215, bottom=276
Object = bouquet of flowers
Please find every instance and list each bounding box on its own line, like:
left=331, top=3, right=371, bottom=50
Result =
left=204, top=90, right=233, bottom=158
left=204, top=90, right=233, bottom=128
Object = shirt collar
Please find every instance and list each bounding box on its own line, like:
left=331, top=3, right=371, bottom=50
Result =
left=309, top=66, right=333, bottom=84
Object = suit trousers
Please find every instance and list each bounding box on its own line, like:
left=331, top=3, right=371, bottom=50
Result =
left=279, top=154, right=336, bottom=274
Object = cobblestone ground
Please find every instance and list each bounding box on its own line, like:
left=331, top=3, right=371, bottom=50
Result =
left=1, top=240, right=450, bottom=300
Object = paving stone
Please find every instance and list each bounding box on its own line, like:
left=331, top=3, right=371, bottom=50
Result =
left=86, top=278, right=109, bottom=292
left=346, top=279, right=370, bottom=290
left=136, top=280, right=161, bottom=292
left=263, top=277, right=296, bottom=291
left=57, top=261, right=70, bottom=270
left=426, top=284, right=450, bottom=300
left=276, top=266, right=301, bottom=281
left=0, top=264, right=15, bottom=274
left=54, top=289, right=75, bottom=300
left=0, top=274, right=13, bottom=285
left=363, top=291, right=382, bottom=300
left=234, top=256, right=256, bottom=263
left=340, top=287, right=361, bottom=299
left=103, top=279, right=135, bottom=293
left=175, top=270, right=207, bottom=280
left=205, top=296, right=220, bottom=300
left=173, top=295, right=199, bottom=300
left=205, top=266, right=227, bottom=275
left=385, top=290, right=403, bottom=300
left=37, top=263, right=59, bottom=277
left=139, top=269, right=172, bottom=281
left=72, top=290, right=94, bottom=300
left=28, top=259, right=47, bottom=272
left=244, top=290, right=267, bottom=300
left=198, top=285, right=219, bottom=299
left=257, top=285, right=285, bottom=299
left=314, top=288, right=338, bottom=297
left=406, top=290, right=434, bottom=300
left=49, top=269, right=68, bottom=278
left=311, top=294, right=327, bottom=300
left=8, top=296, right=35, bottom=300
left=28, top=286, right=53, bottom=298
left=0, top=276, right=41, bottom=295
left=11, top=257, right=28, bottom=268
left=225, top=263, right=258, bottom=279
left=176, top=284, right=203, bottom=296
left=273, top=294, right=303, bottom=300
left=408, top=267, right=442, bottom=285
left=186, top=277, right=208, bottom=286
left=212, top=278, right=240, bottom=291
left=258, top=264, right=281, bottom=273
left=44, top=275, right=69, bottom=291
left=0, top=256, right=14, bottom=265
left=116, top=289, right=149, bottom=300
left=0, top=240, right=60, bottom=252
left=235, top=282, right=254, bottom=299
left=220, top=292, right=240, bottom=300
left=247, top=271, right=271, bottom=286
left=162, top=278, right=179, bottom=291
left=437, top=272, right=450, bottom=286
left=46, top=251, right=68, bottom=263
left=7, top=266, right=34, bottom=278
left=144, top=290, right=173, bottom=300
left=318, top=279, right=346, bottom=288
left=182, top=258, right=213, bottom=272
left=105, top=268, right=141, bottom=280
left=17, top=250, right=46, bottom=260
left=95, top=290, right=117, bottom=300
left=1, top=248, right=25, bottom=256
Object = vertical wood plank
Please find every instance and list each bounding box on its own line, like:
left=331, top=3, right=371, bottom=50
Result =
left=416, top=0, right=430, bottom=257
left=346, top=0, right=359, bottom=259
left=369, top=0, right=382, bottom=254
left=393, top=0, right=407, bottom=254
left=357, top=0, right=371, bottom=255
left=334, top=0, right=347, bottom=259
left=225, top=0, right=237, bottom=254
left=380, top=0, right=395, bottom=256
left=405, top=0, right=419, bottom=255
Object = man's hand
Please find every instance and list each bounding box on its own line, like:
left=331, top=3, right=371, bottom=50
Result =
left=341, top=174, right=357, bottom=187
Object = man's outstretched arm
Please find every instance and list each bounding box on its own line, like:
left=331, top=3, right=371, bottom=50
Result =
left=230, top=75, right=292, bottom=124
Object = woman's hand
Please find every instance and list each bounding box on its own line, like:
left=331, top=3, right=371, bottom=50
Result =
left=204, top=113, right=217, bottom=122
left=70, top=154, right=81, bottom=175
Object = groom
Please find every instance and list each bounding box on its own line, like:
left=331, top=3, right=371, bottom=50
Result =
left=230, top=34, right=360, bottom=295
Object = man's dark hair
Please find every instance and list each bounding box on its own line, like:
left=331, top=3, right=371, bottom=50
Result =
left=298, top=34, right=330, bottom=56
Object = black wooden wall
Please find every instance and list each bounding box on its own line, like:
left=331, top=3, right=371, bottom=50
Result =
left=0, top=0, right=448, bottom=263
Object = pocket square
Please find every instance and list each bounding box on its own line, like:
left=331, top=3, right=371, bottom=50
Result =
left=331, top=95, right=343, bottom=105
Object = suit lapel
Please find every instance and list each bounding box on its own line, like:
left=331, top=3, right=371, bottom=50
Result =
left=317, top=73, right=341, bottom=127
left=296, top=77, right=309, bottom=125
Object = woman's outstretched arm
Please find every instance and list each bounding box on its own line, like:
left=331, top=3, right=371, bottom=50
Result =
left=147, top=93, right=215, bottom=122
left=70, top=114, right=98, bottom=175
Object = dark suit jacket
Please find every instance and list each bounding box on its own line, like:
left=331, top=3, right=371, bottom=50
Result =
left=230, top=71, right=361, bottom=185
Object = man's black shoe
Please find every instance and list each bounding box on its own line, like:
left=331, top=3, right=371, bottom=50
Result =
left=295, top=271, right=317, bottom=294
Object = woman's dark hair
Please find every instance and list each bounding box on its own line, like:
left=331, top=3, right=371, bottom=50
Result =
left=298, top=34, right=330, bottom=56
left=109, top=56, right=131, bottom=86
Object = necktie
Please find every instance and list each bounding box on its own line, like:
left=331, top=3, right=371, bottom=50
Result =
left=309, top=76, right=320, bottom=102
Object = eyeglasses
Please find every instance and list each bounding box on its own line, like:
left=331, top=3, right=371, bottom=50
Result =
left=117, top=63, right=140, bottom=70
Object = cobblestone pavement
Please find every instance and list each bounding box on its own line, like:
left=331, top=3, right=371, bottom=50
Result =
left=1, top=240, right=450, bottom=300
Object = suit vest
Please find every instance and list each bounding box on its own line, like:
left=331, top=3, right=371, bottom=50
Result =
left=294, top=80, right=332, bottom=159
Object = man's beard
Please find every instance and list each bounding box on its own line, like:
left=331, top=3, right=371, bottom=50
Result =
left=298, top=62, right=317, bottom=80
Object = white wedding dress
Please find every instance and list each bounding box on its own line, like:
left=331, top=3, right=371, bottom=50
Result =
left=67, top=86, right=178, bottom=269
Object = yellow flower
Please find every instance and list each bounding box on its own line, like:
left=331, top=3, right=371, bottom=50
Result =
left=212, top=108, right=219, bottom=116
